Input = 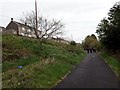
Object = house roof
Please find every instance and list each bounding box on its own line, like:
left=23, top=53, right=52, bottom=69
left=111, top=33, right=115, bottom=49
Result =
left=13, top=20, right=42, bottom=33
left=13, top=21, right=34, bottom=29
left=0, top=26, right=5, bottom=28
left=6, top=18, right=41, bottom=33
left=0, top=26, right=6, bottom=30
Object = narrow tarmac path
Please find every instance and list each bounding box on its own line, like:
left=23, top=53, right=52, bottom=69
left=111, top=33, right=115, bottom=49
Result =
left=53, top=53, right=119, bottom=88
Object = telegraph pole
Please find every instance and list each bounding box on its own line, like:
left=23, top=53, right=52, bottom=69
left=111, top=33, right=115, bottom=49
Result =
left=35, top=0, right=42, bottom=55
left=35, top=0, right=39, bottom=38
left=71, top=35, right=73, bottom=41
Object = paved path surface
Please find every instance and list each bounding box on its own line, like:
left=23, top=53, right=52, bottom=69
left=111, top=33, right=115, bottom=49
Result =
left=53, top=53, right=119, bottom=88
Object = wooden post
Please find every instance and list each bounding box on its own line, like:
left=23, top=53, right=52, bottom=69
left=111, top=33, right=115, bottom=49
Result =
left=35, top=0, right=39, bottom=38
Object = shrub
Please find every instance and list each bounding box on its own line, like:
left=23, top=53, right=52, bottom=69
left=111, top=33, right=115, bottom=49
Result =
left=70, top=41, right=76, bottom=46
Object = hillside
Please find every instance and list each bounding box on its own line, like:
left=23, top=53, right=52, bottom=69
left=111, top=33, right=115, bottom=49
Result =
left=2, top=35, right=85, bottom=88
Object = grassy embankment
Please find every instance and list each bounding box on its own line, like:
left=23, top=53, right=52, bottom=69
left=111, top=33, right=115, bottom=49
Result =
left=2, top=35, right=85, bottom=88
left=100, top=52, right=120, bottom=78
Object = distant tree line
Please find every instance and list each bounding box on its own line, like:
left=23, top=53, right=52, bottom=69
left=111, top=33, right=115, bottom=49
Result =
left=96, top=2, right=120, bottom=53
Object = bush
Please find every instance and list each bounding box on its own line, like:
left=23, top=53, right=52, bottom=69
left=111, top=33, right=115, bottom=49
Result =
left=70, top=41, right=76, bottom=46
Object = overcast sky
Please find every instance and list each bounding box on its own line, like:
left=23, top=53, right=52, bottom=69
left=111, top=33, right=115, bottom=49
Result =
left=0, top=0, right=119, bottom=43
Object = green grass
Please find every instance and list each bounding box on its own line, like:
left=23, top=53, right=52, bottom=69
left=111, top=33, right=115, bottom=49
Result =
left=2, top=56, right=40, bottom=72
left=2, top=60, right=72, bottom=88
left=100, top=52, right=120, bottom=77
left=2, top=35, right=86, bottom=88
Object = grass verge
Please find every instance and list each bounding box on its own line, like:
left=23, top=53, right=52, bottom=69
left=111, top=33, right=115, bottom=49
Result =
left=2, top=35, right=86, bottom=88
left=100, top=52, right=120, bottom=78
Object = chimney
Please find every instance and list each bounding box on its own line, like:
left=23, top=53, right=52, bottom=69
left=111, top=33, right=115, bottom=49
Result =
left=11, top=18, right=13, bottom=21
left=25, top=23, right=27, bottom=26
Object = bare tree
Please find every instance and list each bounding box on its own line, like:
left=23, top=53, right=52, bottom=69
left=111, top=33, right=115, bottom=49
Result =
left=20, top=11, right=39, bottom=38
left=20, top=11, right=65, bottom=41
left=38, top=17, right=64, bottom=40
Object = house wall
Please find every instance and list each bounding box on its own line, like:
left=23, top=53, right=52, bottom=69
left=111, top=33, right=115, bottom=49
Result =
left=0, top=27, right=6, bottom=32
left=6, top=21, right=19, bottom=35
left=19, top=26, right=36, bottom=38
left=5, top=20, right=37, bottom=38
left=0, top=27, right=2, bottom=32
left=50, top=37, right=70, bottom=44
left=2, top=29, right=17, bottom=35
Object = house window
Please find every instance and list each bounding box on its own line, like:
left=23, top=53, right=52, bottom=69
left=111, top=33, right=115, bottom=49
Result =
left=13, top=31, right=17, bottom=34
left=22, top=27, right=25, bottom=31
left=21, top=33, right=24, bottom=36
left=24, top=33, right=27, bottom=36
left=27, top=29, right=31, bottom=32
left=28, top=35, right=31, bottom=37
